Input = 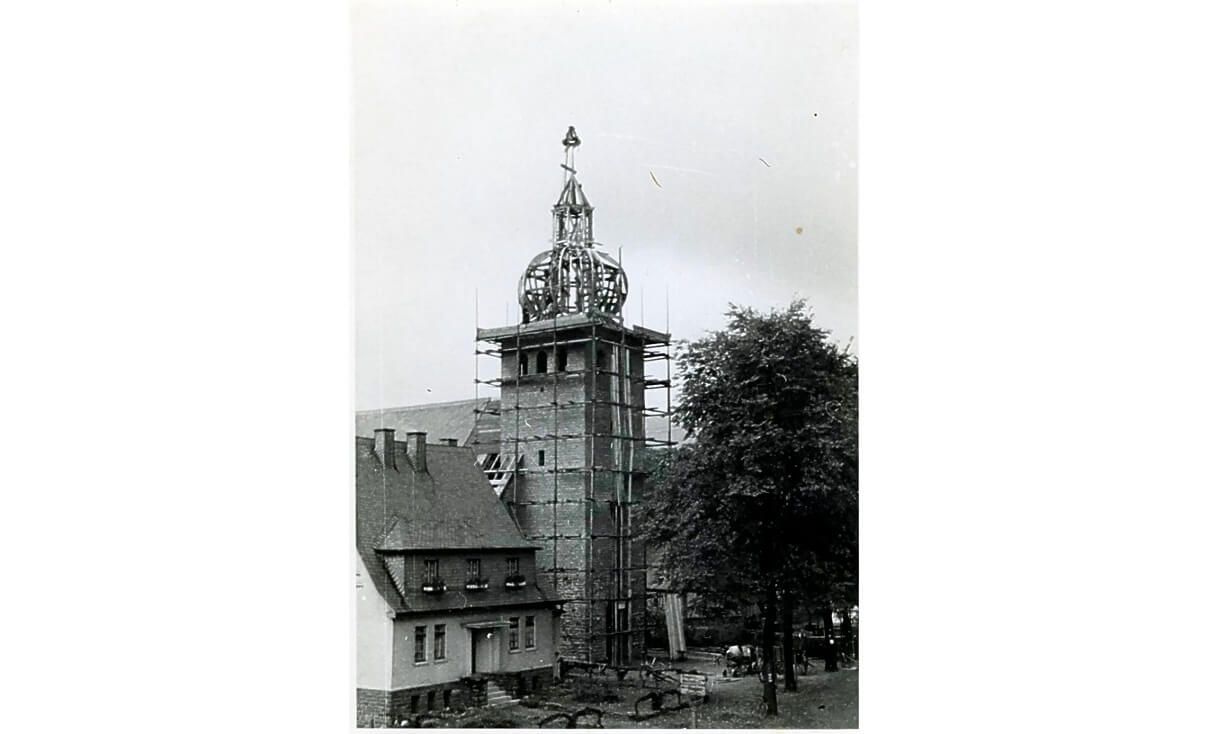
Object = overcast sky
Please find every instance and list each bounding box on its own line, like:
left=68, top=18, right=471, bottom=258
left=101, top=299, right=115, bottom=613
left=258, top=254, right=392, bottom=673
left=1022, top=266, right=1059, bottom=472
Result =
left=354, top=0, right=857, bottom=411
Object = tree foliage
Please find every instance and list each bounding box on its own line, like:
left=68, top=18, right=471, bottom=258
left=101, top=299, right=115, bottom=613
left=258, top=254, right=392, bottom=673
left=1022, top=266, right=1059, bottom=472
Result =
left=641, top=301, right=858, bottom=709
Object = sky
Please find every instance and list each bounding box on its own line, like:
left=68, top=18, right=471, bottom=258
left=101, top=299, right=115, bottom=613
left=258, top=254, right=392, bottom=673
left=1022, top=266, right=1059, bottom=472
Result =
left=354, top=0, right=857, bottom=411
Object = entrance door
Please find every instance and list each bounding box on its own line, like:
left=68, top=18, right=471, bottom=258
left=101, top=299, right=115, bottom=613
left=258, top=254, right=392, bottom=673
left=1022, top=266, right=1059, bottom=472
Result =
left=471, top=629, right=499, bottom=673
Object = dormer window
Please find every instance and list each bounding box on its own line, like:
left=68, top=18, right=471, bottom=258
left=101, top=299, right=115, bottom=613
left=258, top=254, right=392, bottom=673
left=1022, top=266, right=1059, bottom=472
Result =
left=465, top=558, right=488, bottom=591
left=421, top=559, right=445, bottom=594
left=505, top=557, right=526, bottom=589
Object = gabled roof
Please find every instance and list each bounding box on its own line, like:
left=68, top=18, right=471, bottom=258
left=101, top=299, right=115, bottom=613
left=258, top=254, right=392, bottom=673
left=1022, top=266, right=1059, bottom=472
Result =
left=355, top=435, right=542, bottom=614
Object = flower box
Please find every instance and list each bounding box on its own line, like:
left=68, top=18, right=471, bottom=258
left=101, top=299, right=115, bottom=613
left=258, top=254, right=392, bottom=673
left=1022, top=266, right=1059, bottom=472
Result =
left=464, top=578, right=490, bottom=591
left=504, top=574, right=527, bottom=589
left=421, top=579, right=447, bottom=594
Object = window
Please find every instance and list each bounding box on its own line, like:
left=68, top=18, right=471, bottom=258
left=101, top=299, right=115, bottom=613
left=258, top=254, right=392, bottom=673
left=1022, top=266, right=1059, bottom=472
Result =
left=536, top=350, right=548, bottom=374
left=506, top=557, right=519, bottom=576
left=519, top=353, right=529, bottom=376
left=525, top=615, right=536, bottom=649
left=427, top=691, right=436, bottom=711
left=508, top=617, right=520, bottom=651
left=442, top=690, right=451, bottom=709
left=537, top=449, right=545, bottom=466
left=423, top=559, right=439, bottom=582
left=465, top=558, right=481, bottom=581
left=556, top=347, right=568, bottom=372
left=434, top=624, right=446, bottom=661
left=410, top=695, right=419, bottom=714
left=414, top=625, right=427, bottom=663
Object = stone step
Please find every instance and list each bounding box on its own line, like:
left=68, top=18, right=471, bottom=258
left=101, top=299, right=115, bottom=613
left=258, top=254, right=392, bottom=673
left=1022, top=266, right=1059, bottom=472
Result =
left=487, top=700, right=519, bottom=708
left=482, top=680, right=518, bottom=707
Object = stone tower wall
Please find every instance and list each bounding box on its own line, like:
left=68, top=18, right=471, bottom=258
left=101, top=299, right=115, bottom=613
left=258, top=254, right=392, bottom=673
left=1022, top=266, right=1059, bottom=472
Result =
left=498, top=325, right=648, bottom=664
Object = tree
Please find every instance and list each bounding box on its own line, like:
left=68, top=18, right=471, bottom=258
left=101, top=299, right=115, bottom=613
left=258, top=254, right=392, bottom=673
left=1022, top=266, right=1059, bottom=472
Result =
left=642, top=301, right=858, bottom=715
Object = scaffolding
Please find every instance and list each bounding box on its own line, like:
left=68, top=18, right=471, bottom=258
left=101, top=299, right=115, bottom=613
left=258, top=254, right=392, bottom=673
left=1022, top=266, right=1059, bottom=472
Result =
left=474, top=316, right=671, bottom=666
left=469, top=126, right=675, bottom=666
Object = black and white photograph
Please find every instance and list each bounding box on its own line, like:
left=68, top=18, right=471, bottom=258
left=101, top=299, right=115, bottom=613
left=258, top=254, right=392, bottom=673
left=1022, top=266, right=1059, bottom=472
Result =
left=353, top=0, right=857, bottom=727
left=14, top=2, right=1210, bottom=734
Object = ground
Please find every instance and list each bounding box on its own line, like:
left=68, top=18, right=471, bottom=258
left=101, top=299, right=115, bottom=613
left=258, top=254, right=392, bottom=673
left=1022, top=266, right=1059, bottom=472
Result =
left=433, top=652, right=858, bottom=729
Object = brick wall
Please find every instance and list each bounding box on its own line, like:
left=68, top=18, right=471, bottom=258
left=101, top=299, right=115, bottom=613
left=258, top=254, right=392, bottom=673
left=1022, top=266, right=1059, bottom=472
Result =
left=356, top=682, right=469, bottom=727
left=500, top=323, right=650, bottom=665
left=355, top=667, right=556, bottom=727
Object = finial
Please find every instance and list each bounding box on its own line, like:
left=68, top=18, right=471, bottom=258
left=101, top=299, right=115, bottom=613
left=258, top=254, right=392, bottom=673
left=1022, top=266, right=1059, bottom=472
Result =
left=562, top=126, right=581, bottom=148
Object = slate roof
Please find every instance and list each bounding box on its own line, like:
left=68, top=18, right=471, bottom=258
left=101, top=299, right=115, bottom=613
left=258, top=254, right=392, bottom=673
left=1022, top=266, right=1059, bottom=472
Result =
left=355, top=435, right=546, bottom=615
left=358, top=396, right=681, bottom=453
left=356, top=398, right=496, bottom=447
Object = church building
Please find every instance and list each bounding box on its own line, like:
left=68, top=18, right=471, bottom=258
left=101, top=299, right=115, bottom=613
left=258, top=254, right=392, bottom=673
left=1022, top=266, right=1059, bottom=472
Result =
left=475, top=128, right=672, bottom=666
left=357, top=129, right=674, bottom=680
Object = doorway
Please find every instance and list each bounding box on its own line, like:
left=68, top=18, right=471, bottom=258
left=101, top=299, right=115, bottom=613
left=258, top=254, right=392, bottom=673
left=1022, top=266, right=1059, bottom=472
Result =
left=470, top=629, right=499, bottom=674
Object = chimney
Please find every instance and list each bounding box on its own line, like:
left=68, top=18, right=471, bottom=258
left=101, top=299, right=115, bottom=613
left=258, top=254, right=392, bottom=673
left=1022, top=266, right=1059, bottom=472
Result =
left=440, top=438, right=458, bottom=447
left=373, top=428, right=396, bottom=469
left=406, top=431, right=427, bottom=473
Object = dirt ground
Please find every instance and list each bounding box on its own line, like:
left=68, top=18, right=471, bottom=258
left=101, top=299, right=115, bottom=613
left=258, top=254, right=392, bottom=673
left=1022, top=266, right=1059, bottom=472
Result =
left=440, top=655, right=858, bottom=729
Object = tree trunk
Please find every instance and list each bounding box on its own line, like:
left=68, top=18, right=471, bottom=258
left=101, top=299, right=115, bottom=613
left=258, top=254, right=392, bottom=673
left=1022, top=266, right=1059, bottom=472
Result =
left=761, top=584, right=779, bottom=715
left=780, top=592, right=797, bottom=691
left=841, top=607, right=855, bottom=660
left=823, top=609, right=839, bottom=672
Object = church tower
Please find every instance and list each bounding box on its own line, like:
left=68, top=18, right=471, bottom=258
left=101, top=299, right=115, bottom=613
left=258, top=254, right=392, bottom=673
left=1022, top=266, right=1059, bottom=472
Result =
left=476, top=128, right=672, bottom=665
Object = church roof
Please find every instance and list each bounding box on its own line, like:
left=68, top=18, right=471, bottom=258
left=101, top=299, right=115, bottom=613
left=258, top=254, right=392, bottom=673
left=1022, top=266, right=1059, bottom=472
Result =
left=356, top=398, right=494, bottom=447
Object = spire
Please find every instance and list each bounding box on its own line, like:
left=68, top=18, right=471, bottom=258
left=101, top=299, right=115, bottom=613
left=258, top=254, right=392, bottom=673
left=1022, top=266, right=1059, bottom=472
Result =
left=555, top=175, right=591, bottom=210
left=552, top=126, right=594, bottom=245
left=517, top=127, right=628, bottom=324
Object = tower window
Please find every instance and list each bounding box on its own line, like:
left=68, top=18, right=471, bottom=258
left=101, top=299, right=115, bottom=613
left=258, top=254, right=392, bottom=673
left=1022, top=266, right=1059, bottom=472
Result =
left=538, top=449, right=545, bottom=466
left=556, top=347, right=568, bottom=372
left=536, top=351, right=548, bottom=374
left=519, top=353, right=529, bottom=376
